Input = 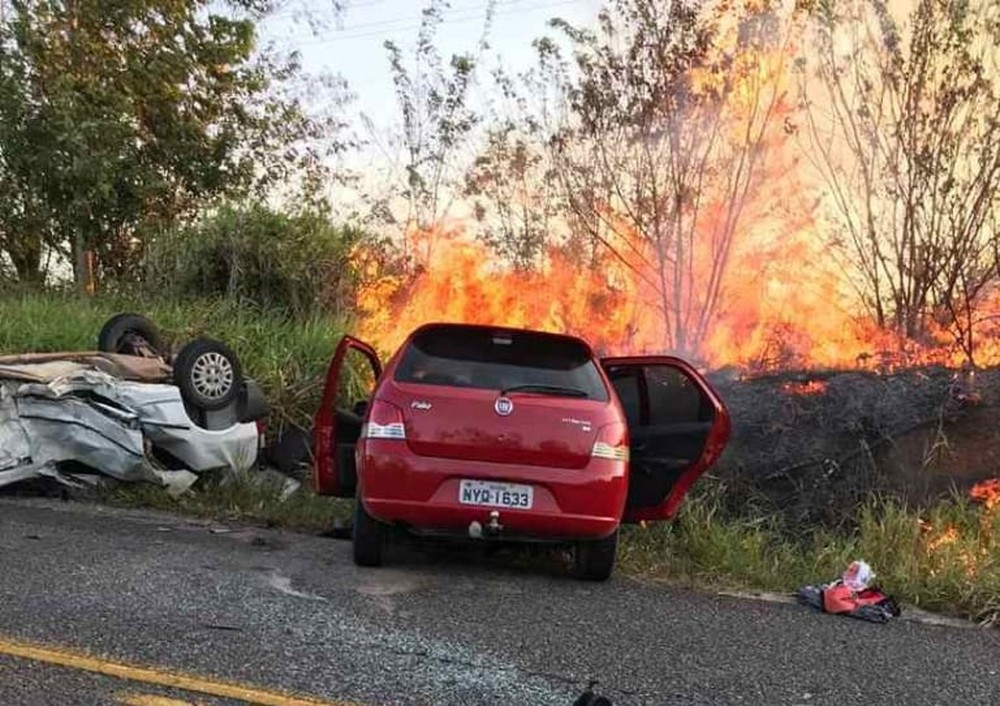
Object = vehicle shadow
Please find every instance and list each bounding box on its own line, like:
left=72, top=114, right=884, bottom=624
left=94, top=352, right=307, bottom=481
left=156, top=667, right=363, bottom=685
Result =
left=381, top=531, right=582, bottom=582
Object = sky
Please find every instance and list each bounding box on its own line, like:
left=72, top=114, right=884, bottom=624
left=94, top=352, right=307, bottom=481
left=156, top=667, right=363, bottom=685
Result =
left=252, top=0, right=604, bottom=214
left=258, top=0, right=603, bottom=135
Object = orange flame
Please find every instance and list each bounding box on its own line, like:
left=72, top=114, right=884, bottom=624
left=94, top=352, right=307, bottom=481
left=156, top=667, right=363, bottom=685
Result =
left=913, top=480, right=1000, bottom=579
left=927, top=526, right=959, bottom=552
left=351, top=8, right=1000, bottom=372
left=356, top=225, right=661, bottom=358
left=355, top=222, right=1000, bottom=370
left=781, top=380, right=828, bottom=395
left=971, top=479, right=1000, bottom=512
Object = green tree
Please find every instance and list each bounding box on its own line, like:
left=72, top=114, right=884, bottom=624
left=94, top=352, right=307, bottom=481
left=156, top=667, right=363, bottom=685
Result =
left=0, top=0, right=342, bottom=288
left=146, top=202, right=366, bottom=318
left=373, top=0, right=492, bottom=253
left=463, top=120, right=558, bottom=271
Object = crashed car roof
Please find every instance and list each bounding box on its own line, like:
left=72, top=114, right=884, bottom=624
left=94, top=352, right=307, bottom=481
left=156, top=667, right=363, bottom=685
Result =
left=1, top=351, right=258, bottom=492
left=0, top=351, right=171, bottom=384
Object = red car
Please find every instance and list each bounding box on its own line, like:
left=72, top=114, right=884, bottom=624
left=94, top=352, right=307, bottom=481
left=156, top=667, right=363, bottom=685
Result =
left=313, top=323, right=731, bottom=580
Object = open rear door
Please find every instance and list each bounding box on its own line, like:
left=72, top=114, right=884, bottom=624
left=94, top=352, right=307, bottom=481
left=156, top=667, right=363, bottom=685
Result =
left=313, top=335, right=382, bottom=497
left=601, top=356, right=731, bottom=522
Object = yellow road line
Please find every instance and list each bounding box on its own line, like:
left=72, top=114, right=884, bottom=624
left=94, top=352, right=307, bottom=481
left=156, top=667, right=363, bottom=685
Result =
left=0, top=635, right=367, bottom=706
left=114, top=692, right=206, bottom=706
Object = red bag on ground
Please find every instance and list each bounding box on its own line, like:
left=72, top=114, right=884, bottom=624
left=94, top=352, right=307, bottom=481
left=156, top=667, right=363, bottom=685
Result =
left=796, top=560, right=902, bottom=624
left=822, top=584, right=893, bottom=614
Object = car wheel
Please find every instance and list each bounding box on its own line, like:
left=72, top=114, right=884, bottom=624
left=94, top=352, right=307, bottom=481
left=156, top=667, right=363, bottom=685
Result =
left=172, top=337, right=243, bottom=411
left=97, top=313, right=165, bottom=358
left=352, top=497, right=385, bottom=567
left=574, top=529, right=618, bottom=581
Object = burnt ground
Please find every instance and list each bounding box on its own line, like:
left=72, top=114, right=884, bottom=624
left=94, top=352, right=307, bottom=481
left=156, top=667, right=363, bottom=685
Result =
left=707, top=365, right=1000, bottom=526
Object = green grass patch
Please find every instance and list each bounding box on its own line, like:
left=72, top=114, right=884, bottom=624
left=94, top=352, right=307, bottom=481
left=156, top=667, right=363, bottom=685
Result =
left=101, top=470, right=353, bottom=533
left=0, top=290, right=349, bottom=427
left=619, top=481, right=1000, bottom=625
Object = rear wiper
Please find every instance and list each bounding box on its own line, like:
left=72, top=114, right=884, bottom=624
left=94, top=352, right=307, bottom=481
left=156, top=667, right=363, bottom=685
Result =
left=500, top=384, right=589, bottom=398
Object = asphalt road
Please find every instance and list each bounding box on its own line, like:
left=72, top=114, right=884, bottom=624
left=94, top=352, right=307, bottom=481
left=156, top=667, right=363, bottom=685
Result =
left=2, top=497, right=1000, bottom=706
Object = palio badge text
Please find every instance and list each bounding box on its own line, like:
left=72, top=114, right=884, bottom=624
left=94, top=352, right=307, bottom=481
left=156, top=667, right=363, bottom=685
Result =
left=561, top=417, right=592, bottom=432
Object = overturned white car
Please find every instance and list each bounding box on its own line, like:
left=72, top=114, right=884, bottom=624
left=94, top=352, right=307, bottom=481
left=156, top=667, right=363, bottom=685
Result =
left=0, top=314, right=268, bottom=491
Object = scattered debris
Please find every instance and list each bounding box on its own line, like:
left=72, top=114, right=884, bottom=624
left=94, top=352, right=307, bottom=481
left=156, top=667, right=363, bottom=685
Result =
left=573, top=680, right=613, bottom=705
left=200, top=623, right=243, bottom=632
left=266, top=571, right=328, bottom=602
left=796, top=560, right=902, bottom=624
left=219, top=466, right=302, bottom=503
left=320, top=518, right=353, bottom=540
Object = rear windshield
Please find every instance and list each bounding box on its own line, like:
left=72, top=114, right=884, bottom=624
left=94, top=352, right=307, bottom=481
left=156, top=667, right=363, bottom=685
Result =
left=394, top=327, right=609, bottom=401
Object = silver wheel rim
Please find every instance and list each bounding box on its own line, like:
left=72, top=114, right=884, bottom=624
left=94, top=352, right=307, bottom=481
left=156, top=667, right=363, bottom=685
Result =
left=190, top=351, right=234, bottom=400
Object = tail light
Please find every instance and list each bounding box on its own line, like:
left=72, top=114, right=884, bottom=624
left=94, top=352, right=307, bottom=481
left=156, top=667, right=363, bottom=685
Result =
left=361, top=399, right=406, bottom=440
left=255, top=419, right=267, bottom=452
left=591, top=421, right=629, bottom=461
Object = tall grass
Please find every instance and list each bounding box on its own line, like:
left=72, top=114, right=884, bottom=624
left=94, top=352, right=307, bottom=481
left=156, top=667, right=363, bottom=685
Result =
left=0, top=290, right=349, bottom=427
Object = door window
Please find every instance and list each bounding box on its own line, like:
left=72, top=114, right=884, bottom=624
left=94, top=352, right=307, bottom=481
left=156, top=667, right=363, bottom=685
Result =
left=644, top=365, right=707, bottom=425
left=607, top=368, right=642, bottom=426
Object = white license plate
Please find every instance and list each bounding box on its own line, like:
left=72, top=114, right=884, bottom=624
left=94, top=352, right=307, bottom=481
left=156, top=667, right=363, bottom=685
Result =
left=458, top=479, right=534, bottom=509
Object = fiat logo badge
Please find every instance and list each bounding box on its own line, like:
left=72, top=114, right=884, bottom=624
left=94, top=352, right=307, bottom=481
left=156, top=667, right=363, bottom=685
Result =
left=494, top=396, right=514, bottom=416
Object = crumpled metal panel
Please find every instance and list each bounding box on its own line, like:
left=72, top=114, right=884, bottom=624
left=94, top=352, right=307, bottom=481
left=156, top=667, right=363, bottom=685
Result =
left=0, top=386, right=32, bottom=474
left=16, top=395, right=150, bottom=480
left=0, top=366, right=258, bottom=489
left=113, top=380, right=259, bottom=473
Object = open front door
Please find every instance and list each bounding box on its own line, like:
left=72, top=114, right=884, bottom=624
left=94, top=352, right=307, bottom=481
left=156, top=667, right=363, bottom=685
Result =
left=313, top=335, right=382, bottom=497
left=601, top=356, right=731, bottom=523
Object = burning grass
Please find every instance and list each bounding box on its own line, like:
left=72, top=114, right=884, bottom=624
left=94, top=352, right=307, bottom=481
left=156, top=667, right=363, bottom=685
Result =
left=355, top=226, right=1000, bottom=372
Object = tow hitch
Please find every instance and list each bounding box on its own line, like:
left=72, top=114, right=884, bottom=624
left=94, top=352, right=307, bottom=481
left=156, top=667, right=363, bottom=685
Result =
left=468, top=510, right=504, bottom=539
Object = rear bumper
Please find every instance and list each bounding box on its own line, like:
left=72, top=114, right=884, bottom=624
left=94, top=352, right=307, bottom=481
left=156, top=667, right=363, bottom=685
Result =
left=359, top=441, right=627, bottom=541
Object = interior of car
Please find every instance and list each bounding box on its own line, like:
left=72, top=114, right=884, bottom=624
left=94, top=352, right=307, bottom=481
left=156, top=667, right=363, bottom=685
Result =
left=605, top=363, right=715, bottom=509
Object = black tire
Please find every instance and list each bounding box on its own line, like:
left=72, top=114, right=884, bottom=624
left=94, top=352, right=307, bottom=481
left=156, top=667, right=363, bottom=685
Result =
left=352, top=498, right=385, bottom=567
left=237, top=378, right=271, bottom=424
left=172, top=337, right=243, bottom=411
left=262, top=423, right=312, bottom=479
left=574, top=529, right=618, bottom=581
left=97, top=313, right=165, bottom=358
